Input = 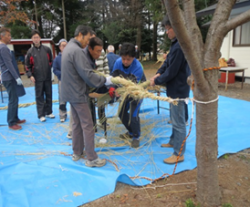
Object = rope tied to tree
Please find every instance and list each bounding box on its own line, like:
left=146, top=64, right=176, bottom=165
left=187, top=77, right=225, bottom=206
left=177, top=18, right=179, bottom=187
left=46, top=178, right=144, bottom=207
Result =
left=191, top=66, right=221, bottom=91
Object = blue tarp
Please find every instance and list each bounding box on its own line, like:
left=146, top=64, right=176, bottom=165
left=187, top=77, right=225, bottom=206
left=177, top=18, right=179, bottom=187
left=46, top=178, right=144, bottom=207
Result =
left=0, top=85, right=250, bottom=207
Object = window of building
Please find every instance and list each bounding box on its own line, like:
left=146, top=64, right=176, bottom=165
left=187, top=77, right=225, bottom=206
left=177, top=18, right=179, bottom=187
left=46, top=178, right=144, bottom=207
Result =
left=233, top=21, right=250, bottom=46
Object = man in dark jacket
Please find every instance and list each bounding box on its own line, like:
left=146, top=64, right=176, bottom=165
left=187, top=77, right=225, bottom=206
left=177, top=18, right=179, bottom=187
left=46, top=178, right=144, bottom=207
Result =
left=106, top=45, right=119, bottom=74
left=150, top=16, right=190, bottom=164
left=61, top=25, right=113, bottom=167
left=25, top=30, right=54, bottom=122
left=53, top=39, right=68, bottom=122
left=0, top=27, right=26, bottom=130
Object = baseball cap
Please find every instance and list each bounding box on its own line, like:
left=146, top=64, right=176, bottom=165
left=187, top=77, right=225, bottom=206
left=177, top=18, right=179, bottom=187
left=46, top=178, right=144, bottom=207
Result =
left=56, top=39, right=67, bottom=46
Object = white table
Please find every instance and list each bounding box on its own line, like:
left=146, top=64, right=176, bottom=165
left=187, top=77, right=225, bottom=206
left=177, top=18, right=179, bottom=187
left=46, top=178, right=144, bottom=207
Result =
left=220, top=67, right=248, bottom=90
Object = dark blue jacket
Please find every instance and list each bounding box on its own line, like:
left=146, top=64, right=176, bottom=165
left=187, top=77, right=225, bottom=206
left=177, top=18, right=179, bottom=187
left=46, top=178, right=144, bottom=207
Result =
left=0, top=44, right=20, bottom=81
left=107, top=52, right=119, bottom=74
left=155, top=39, right=190, bottom=99
left=84, top=47, right=96, bottom=69
left=53, top=52, right=62, bottom=80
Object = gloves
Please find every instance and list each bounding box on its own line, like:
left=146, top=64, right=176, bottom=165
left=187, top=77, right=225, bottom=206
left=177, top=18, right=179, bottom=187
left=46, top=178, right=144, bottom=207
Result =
left=16, top=78, right=23, bottom=85
left=105, top=76, right=113, bottom=86
left=108, top=87, right=115, bottom=98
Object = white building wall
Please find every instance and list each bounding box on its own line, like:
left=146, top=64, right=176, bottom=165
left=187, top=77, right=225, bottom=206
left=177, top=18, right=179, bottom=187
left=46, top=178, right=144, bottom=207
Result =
left=220, top=30, right=250, bottom=78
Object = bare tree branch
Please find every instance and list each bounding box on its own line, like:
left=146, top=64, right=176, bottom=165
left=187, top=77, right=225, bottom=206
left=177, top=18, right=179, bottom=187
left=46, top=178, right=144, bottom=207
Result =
left=204, top=0, right=236, bottom=65
left=225, top=10, right=250, bottom=32
left=182, top=0, right=204, bottom=61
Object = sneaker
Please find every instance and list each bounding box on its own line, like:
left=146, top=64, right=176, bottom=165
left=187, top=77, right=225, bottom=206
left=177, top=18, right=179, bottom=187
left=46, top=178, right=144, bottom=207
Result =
left=119, top=132, right=133, bottom=139
left=40, top=116, right=46, bottom=122
left=164, top=154, right=184, bottom=164
left=17, top=119, right=26, bottom=124
left=131, top=139, right=140, bottom=148
left=60, top=118, right=65, bottom=123
left=161, top=143, right=173, bottom=148
left=46, top=114, right=55, bottom=119
left=72, top=152, right=85, bottom=161
left=85, top=158, right=106, bottom=167
left=67, top=133, right=72, bottom=139
left=9, top=124, right=22, bottom=130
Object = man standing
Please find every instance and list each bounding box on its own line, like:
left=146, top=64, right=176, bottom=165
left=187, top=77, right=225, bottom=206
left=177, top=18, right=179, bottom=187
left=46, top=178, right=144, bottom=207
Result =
left=53, top=39, right=68, bottom=122
left=112, top=43, right=145, bottom=148
left=0, top=27, right=26, bottom=130
left=150, top=16, right=190, bottom=164
left=25, top=30, right=55, bottom=122
left=94, top=41, right=110, bottom=129
left=118, top=44, right=122, bottom=55
left=106, top=45, right=119, bottom=74
left=61, top=25, right=112, bottom=167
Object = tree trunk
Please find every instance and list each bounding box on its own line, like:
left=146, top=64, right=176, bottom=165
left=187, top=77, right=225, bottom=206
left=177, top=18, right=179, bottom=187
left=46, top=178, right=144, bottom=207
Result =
left=135, top=0, right=142, bottom=50
left=196, top=99, right=221, bottom=206
left=152, top=20, right=158, bottom=61
left=62, top=0, right=67, bottom=39
left=164, top=0, right=250, bottom=206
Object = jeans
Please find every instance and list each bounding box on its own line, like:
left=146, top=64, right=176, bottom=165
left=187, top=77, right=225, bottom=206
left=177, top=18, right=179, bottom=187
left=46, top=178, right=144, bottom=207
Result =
left=170, top=102, right=189, bottom=122
left=119, top=97, right=142, bottom=139
left=35, top=80, right=53, bottom=118
left=169, top=101, right=186, bottom=156
left=2, top=79, right=19, bottom=126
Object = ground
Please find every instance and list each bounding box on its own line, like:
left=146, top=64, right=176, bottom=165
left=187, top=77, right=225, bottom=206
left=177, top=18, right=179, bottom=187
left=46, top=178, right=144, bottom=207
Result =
left=19, top=61, right=250, bottom=207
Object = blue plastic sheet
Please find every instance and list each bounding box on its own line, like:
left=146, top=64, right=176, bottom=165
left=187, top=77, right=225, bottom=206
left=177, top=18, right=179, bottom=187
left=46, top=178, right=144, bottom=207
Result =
left=0, top=85, right=250, bottom=207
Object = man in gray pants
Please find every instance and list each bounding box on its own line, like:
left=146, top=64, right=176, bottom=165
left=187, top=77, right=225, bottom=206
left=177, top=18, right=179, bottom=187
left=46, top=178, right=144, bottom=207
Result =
left=61, top=25, right=113, bottom=167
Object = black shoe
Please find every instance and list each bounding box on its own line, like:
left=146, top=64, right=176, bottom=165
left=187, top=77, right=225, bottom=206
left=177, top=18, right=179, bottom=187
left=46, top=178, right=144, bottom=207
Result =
left=119, top=132, right=133, bottom=139
left=131, top=139, right=140, bottom=148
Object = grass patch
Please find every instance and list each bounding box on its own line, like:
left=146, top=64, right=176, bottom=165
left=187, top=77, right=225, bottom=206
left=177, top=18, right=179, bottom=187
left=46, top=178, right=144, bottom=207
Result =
left=141, top=61, right=161, bottom=70
left=185, top=198, right=200, bottom=207
left=222, top=203, right=233, bottom=207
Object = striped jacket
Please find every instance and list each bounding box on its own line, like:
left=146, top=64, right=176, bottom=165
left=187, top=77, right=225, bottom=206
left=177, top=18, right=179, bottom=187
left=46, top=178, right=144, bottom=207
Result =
left=95, top=49, right=109, bottom=75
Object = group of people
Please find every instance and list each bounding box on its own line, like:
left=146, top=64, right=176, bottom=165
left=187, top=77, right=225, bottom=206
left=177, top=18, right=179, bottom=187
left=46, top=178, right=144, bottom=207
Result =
left=0, top=14, right=190, bottom=167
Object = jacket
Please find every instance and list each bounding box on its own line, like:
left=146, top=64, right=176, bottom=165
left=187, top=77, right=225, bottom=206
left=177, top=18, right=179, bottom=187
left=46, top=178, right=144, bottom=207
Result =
left=61, top=38, right=106, bottom=103
left=155, top=39, right=190, bottom=99
left=96, top=49, right=109, bottom=75
left=25, top=43, right=53, bottom=81
left=106, top=52, right=119, bottom=74
left=112, top=57, right=144, bottom=83
left=52, top=52, right=62, bottom=80
left=0, top=44, right=20, bottom=81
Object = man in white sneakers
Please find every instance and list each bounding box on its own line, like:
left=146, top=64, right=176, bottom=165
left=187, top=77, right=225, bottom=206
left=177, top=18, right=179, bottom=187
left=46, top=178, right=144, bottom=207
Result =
left=25, top=30, right=55, bottom=122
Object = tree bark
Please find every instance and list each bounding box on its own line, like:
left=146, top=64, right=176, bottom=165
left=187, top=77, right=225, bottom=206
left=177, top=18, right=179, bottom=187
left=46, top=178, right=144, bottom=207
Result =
left=196, top=101, right=220, bottom=206
left=152, top=20, right=158, bottom=61
left=135, top=0, right=143, bottom=50
left=62, top=0, right=67, bottom=39
left=164, top=0, right=250, bottom=206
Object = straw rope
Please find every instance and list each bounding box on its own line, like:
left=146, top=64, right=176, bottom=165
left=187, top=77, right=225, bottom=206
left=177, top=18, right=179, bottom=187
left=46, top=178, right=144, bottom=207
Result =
left=1, top=74, right=197, bottom=180
left=0, top=100, right=58, bottom=110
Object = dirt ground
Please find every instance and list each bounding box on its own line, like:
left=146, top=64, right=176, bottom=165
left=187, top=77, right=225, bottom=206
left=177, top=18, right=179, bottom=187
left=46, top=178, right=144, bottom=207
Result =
left=19, top=62, right=250, bottom=207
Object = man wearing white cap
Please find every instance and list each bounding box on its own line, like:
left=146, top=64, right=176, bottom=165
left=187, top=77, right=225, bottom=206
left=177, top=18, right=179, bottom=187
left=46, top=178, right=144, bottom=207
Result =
left=53, top=39, right=68, bottom=122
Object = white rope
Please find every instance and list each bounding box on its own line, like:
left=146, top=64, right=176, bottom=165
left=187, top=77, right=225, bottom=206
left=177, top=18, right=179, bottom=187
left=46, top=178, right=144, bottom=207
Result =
left=193, top=96, right=219, bottom=104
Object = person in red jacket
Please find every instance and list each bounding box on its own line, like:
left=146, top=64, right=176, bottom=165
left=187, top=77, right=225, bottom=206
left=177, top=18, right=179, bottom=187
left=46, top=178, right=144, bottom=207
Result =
left=25, top=30, right=55, bottom=122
